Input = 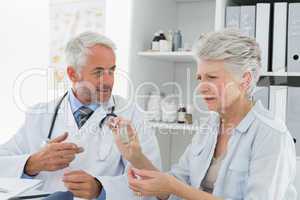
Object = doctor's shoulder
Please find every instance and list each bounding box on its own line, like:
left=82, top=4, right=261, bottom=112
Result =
left=25, top=98, right=59, bottom=116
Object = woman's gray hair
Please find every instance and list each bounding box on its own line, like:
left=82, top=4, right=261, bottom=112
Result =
left=194, top=29, right=262, bottom=98
left=65, top=31, right=116, bottom=72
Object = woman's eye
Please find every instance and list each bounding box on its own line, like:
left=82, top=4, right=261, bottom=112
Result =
left=208, top=76, right=217, bottom=79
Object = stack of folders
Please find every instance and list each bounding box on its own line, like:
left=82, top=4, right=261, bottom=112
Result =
left=225, top=2, right=300, bottom=73
left=225, top=2, right=300, bottom=154
left=0, top=178, right=43, bottom=200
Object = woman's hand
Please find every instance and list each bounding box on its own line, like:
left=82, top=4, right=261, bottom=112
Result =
left=108, top=117, right=143, bottom=165
left=128, top=167, right=174, bottom=199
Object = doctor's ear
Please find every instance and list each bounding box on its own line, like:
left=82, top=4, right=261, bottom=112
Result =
left=240, top=71, right=252, bottom=92
left=67, top=66, right=81, bottom=82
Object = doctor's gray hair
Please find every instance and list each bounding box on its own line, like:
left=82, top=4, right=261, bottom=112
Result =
left=65, top=31, right=116, bottom=72
left=194, top=29, right=261, bottom=98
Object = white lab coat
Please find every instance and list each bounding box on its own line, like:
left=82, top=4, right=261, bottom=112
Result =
left=0, top=94, right=161, bottom=200
left=169, top=101, right=297, bottom=200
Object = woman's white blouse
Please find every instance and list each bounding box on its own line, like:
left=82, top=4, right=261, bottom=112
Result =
left=169, top=101, right=297, bottom=200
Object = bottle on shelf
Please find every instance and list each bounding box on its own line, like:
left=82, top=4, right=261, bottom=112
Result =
left=151, top=32, right=160, bottom=51
left=177, top=105, right=186, bottom=124
left=185, top=104, right=193, bottom=124
left=173, top=30, right=182, bottom=51
left=167, top=30, right=174, bottom=51
left=159, top=30, right=169, bottom=52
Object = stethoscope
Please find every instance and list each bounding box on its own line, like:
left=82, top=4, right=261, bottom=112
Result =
left=47, top=91, right=117, bottom=140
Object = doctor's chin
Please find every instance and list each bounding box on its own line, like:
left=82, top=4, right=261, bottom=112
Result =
left=0, top=1, right=299, bottom=200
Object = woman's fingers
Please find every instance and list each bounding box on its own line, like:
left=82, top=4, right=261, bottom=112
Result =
left=132, top=168, right=158, bottom=179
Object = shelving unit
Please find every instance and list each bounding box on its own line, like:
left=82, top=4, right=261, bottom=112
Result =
left=146, top=121, right=202, bottom=132
left=258, top=72, right=300, bottom=87
left=131, top=0, right=300, bottom=170
left=130, top=0, right=215, bottom=170
left=138, top=51, right=196, bottom=62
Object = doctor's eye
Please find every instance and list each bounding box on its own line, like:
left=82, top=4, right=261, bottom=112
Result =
left=93, top=70, right=105, bottom=77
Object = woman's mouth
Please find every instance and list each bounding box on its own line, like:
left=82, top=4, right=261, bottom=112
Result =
left=204, top=97, right=216, bottom=102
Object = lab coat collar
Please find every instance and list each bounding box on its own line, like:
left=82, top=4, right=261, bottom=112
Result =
left=101, top=95, right=115, bottom=112
left=235, top=100, right=262, bottom=134
left=68, top=88, right=100, bottom=113
left=68, top=88, right=115, bottom=113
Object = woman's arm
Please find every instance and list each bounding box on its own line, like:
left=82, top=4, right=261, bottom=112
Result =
left=129, top=168, right=222, bottom=200
left=171, top=176, right=222, bottom=200
left=108, top=117, right=158, bottom=171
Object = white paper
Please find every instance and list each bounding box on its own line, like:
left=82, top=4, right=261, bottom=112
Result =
left=0, top=178, right=43, bottom=199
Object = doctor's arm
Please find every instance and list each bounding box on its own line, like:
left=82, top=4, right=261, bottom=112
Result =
left=0, top=122, right=33, bottom=177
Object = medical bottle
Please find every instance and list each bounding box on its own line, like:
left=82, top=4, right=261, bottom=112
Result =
left=177, top=105, right=186, bottom=124
left=173, top=30, right=182, bottom=51
left=151, top=32, right=160, bottom=51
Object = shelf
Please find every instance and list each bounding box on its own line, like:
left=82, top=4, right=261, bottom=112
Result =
left=227, top=0, right=300, bottom=6
left=258, top=72, right=300, bottom=87
left=145, top=121, right=201, bottom=132
left=175, top=0, right=206, bottom=2
left=138, top=51, right=196, bottom=63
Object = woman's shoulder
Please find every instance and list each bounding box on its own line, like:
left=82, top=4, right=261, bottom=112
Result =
left=248, top=101, right=294, bottom=150
left=252, top=101, right=288, bottom=135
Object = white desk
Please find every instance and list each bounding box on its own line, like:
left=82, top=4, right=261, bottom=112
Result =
left=13, top=189, right=49, bottom=200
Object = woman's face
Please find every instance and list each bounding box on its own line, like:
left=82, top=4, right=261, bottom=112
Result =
left=196, top=60, right=244, bottom=113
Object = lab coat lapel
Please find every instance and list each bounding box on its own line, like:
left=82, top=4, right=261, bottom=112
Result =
left=50, top=96, right=79, bottom=140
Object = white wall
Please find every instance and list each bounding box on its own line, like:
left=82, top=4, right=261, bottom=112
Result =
left=105, top=0, right=132, bottom=99
left=0, top=0, right=50, bottom=143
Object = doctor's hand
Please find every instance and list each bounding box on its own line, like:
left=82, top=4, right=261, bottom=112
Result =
left=24, top=132, right=84, bottom=176
left=63, top=170, right=102, bottom=199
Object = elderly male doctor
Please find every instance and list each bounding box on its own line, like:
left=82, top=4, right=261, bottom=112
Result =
left=0, top=32, right=161, bottom=199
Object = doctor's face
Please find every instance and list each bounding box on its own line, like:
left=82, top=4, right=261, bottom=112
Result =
left=196, top=60, right=242, bottom=114
left=68, top=44, right=116, bottom=104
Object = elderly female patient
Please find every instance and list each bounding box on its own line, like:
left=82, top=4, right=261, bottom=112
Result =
left=110, top=29, right=297, bottom=200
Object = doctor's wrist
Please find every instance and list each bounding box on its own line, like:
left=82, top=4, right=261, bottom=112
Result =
left=24, top=154, right=41, bottom=176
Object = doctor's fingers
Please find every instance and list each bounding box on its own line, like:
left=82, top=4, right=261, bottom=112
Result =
left=64, top=181, right=87, bottom=190
left=49, top=132, right=68, bottom=143
left=54, top=149, right=84, bottom=158
left=49, top=142, right=83, bottom=152
left=51, top=153, right=76, bottom=163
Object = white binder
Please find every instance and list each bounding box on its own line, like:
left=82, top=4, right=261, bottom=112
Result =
left=256, top=3, right=271, bottom=72
left=269, top=86, right=287, bottom=122
left=225, top=6, right=240, bottom=29
left=286, top=87, right=300, bottom=154
left=272, top=2, right=288, bottom=72
left=287, top=3, right=300, bottom=72
left=240, top=6, right=256, bottom=38
left=253, top=86, right=269, bottom=109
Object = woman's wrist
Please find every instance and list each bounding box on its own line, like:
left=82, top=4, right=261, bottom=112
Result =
left=130, top=153, right=152, bottom=169
left=168, top=175, right=185, bottom=198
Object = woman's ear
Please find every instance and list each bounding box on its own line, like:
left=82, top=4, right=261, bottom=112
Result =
left=66, top=66, right=80, bottom=82
left=241, top=71, right=252, bottom=91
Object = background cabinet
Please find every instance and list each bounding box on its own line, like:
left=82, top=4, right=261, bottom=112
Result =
left=129, top=0, right=300, bottom=171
